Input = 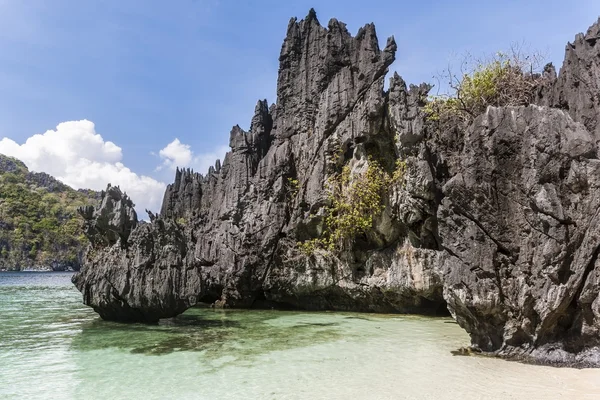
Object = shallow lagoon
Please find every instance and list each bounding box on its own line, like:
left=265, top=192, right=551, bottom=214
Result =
left=1, top=272, right=599, bottom=400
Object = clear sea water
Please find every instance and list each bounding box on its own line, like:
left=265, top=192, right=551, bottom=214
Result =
left=1, top=272, right=600, bottom=400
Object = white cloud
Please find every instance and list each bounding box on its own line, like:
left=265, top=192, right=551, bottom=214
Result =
left=156, top=138, right=193, bottom=171
left=156, top=138, right=228, bottom=175
left=0, top=120, right=166, bottom=215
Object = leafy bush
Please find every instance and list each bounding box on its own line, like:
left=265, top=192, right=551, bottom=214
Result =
left=286, top=177, right=299, bottom=198
left=297, top=158, right=406, bottom=254
left=424, top=48, right=545, bottom=126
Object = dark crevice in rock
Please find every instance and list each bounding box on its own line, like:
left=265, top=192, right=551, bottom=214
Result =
left=529, top=200, right=576, bottom=226
left=562, top=243, right=600, bottom=352
left=452, top=204, right=512, bottom=258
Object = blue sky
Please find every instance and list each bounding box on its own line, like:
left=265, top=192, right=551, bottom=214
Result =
left=0, top=0, right=599, bottom=212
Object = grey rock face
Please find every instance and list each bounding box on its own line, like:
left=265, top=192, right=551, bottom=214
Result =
left=74, top=185, right=201, bottom=322
left=74, top=9, right=445, bottom=322
left=73, top=11, right=600, bottom=366
left=0, top=154, right=24, bottom=173
left=436, top=105, right=600, bottom=366
left=78, top=185, right=138, bottom=247
left=538, top=18, right=600, bottom=140
left=432, top=19, right=600, bottom=366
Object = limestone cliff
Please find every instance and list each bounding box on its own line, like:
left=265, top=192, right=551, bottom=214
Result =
left=437, top=19, right=600, bottom=367
left=73, top=11, right=600, bottom=367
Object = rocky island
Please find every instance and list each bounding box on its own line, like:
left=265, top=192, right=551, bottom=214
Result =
left=0, top=154, right=98, bottom=271
left=73, top=10, right=600, bottom=367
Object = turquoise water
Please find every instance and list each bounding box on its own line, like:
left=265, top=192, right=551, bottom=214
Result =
left=1, top=272, right=600, bottom=399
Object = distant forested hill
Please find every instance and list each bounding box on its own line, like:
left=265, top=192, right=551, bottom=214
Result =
left=0, top=154, right=99, bottom=271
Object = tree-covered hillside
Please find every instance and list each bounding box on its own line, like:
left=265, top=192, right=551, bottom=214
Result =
left=0, top=154, right=99, bottom=271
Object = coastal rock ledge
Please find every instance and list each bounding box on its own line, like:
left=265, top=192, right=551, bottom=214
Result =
left=73, top=10, right=600, bottom=367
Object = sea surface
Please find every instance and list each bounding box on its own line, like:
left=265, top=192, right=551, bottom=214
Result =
left=1, top=272, right=600, bottom=400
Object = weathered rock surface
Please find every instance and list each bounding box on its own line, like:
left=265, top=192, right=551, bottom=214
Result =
left=537, top=18, right=600, bottom=141
left=75, top=9, right=444, bottom=321
left=432, top=19, right=600, bottom=366
left=437, top=105, right=600, bottom=366
left=78, top=184, right=138, bottom=247
left=74, top=186, right=202, bottom=322
left=73, top=10, right=600, bottom=366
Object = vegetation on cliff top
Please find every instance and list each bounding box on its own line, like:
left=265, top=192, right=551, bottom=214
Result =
left=0, top=154, right=98, bottom=270
left=424, top=47, right=546, bottom=127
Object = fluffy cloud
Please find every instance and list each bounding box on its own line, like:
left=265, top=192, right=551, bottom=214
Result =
left=0, top=120, right=166, bottom=215
left=156, top=138, right=193, bottom=171
left=157, top=138, right=228, bottom=175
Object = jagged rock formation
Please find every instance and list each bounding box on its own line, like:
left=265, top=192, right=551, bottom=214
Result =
left=73, top=11, right=600, bottom=366
left=75, top=9, right=444, bottom=322
left=537, top=19, right=600, bottom=140
left=437, top=105, right=600, bottom=366
left=436, top=20, right=600, bottom=366
left=157, top=10, right=441, bottom=313
left=73, top=186, right=202, bottom=322
left=78, top=184, right=139, bottom=247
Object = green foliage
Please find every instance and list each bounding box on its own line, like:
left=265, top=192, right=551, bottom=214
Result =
left=287, top=177, right=299, bottom=196
left=176, top=217, right=186, bottom=226
left=0, top=155, right=97, bottom=270
left=392, top=159, right=407, bottom=183
left=28, top=243, right=37, bottom=259
left=297, top=158, right=406, bottom=254
left=424, top=49, right=545, bottom=126
left=1, top=172, right=21, bottom=184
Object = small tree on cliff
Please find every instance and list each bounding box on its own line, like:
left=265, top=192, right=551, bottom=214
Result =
left=424, top=45, right=547, bottom=127
left=297, top=158, right=406, bottom=255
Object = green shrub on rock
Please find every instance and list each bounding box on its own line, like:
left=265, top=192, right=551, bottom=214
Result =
left=425, top=49, right=546, bottom=126
left=297, top=158, right=406, bottom=255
